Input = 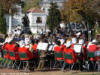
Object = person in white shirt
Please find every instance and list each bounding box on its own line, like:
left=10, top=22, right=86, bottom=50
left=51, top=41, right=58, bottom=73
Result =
left=4, top=32, right=15, bottom=44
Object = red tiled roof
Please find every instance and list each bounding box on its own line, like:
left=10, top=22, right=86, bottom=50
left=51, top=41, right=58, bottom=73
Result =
left=27, top=8, right=45, bottom=13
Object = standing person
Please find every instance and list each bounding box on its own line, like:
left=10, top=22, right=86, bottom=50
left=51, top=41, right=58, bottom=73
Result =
left=37, top=38, right=47, bottom=70
left=24, top=34, right=33, bottom=51
left=54, top=40, right=64, bottom=61
left=32, top=40, right=39, bottom=67
left=88, top=39, right=99, bottom=71
left=62, top=40, right=76, bottom=70
left=78, top=39, right=87, bottom=71
left=79, top=39, right=87, bottom=60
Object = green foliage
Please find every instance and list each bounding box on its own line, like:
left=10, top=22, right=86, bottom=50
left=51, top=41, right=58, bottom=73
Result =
left=23, top=0, right=40, bottom=12
left=47, top=3, right=61, bottom=32
left=62, top=0, right=100, bottom=30
left=62, top=0, right=86, bottom=23
left=0, top=3, right=6, bottom=34
left=0, top=0, right=20, bottom=13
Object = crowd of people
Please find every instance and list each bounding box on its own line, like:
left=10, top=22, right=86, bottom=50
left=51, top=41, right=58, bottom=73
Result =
left=0, top=27, right=100, bottom=72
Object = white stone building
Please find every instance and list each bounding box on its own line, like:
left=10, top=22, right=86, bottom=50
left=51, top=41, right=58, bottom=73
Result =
left=27, top=8, right=49, bottom=34
left=5, top=0, right=66, bottom=34
left=40, top=0, right=66, bottom=14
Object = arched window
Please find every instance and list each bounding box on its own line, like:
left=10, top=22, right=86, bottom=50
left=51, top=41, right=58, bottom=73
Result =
left=36, top=17, right=42, bottom=23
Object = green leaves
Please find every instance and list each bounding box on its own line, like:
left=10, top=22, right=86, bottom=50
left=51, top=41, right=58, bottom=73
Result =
left=0, top=3, right=6, bottom=34
left=47, top=3, right=61, bottom=32
left=0, top=0, right=20, bottom=13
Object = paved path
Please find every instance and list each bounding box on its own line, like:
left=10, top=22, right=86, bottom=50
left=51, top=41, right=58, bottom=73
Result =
left=0, top=68, right=100, bottom=75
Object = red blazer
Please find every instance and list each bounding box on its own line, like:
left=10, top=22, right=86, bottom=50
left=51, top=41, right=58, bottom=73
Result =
left=8, top=44, right=19, bottom=60
left=64, top=47, right=76, bottom=64
left=32, top=43, right=39, bottom=58
left=54, top=45, right=64, bottom=60
left=82, top=45, right=87, bottom=60
left=88, top=44, right=99, bottom=61
left=3, top=43, right=10, bottom=59
left=18, top=47, right=33, bottom=60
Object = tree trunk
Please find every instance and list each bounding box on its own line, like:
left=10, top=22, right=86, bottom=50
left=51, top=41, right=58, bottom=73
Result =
left=8, top=14, right=12, bottom=34
left=8, top=9, right=12, bottom=34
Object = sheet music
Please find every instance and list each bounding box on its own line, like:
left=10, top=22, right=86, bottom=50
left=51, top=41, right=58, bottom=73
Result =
left=37, top=42, right=48, bottom=51
left=73, top=44, right=82, bottom=53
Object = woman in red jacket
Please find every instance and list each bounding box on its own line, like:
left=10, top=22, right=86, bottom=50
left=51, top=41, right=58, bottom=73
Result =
left=64, top=41, right=76, bottom=64
left=32, top=40, right=39, bottom=58
left=54, top=40, right=64, bottom=61
left=62, top=40, right=76, bottom=70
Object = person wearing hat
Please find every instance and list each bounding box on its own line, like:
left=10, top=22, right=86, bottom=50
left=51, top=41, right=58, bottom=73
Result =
left=64, top=40, right=76, bottom=64
left=62, top=40, right=76, bottom=70
left=88, top=39, right=99, bottom=62
left=78, top=39, right=88, bottom=71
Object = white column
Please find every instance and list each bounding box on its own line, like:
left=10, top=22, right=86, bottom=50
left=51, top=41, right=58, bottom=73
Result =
left=8, top=15, right=12, bottom=34
left=28, top=13, right=33, bottom=26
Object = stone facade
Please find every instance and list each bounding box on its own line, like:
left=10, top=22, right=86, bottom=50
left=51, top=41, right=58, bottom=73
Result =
left=27, top=8, right=49, bottom=34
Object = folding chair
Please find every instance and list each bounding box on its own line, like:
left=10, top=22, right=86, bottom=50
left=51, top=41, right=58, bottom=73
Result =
left=53, top=51, right=64, bottom=68
left=95, top=51, right=100, bottom=72
left=0, top=45, right=7, bottom=67
left=2, top=49, right=10, bottom=68
left=18, top=47, right=34, bottom=72
left=9, top=51, right=19, bottom=69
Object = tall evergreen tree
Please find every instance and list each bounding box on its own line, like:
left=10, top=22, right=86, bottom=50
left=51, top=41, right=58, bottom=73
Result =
left=47, top=3, right=61, bottom=32
left=0, top=3, right=6, bottom=34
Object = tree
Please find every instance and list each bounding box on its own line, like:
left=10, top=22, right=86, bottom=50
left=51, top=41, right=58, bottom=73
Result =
left=0, top=3, right=6, bottom=34
left=0, top=0, right=21, bottom=33
left=23, top=0, right=40, bottom=12
left=61, top=0, right=86, bottom=23
left=0, top=0, right=20, bottom=13
left=47, top=3, right=61, bottom=32
left=86, top=0, right=100, bottom=15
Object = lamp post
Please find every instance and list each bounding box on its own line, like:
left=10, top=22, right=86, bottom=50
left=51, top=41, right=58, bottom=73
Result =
left=36, top=17, right=38, bottom=34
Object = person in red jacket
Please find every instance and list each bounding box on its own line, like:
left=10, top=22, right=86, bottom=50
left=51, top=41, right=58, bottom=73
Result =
left=32, top=40, right=39, bottom=58
left=88, top=39, right=99, bottom=71
left=3, top=43, right=10, bottom=59
left=32, top=40, right=39, bottom=68
left=62, top=40, right=77, bottom=71
left=18, top=47, right=34, bottom=70
left=18, top=47, right=33, bottom=60
left=54, top=40, right=64, bottom=61
left=64, top=40, right=76, bottom=64
left=88, top=39, right=99, bottom=61
left=8, top=43, right=19, bottom=60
